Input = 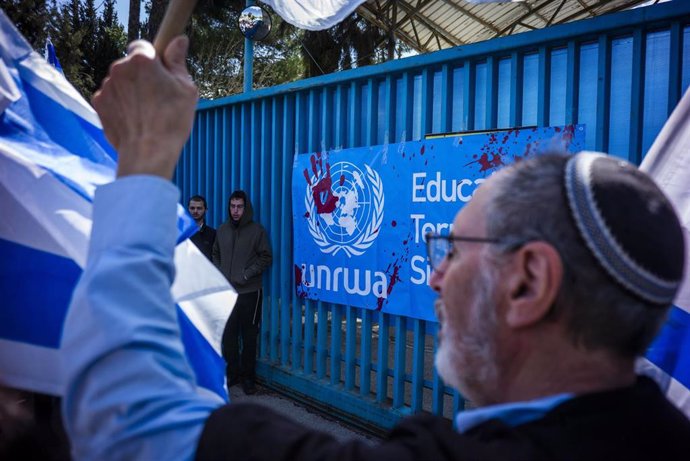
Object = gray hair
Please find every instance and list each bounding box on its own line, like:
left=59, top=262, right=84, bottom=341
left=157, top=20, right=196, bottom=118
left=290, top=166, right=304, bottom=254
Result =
left=483, top=153, right=668, bottom=358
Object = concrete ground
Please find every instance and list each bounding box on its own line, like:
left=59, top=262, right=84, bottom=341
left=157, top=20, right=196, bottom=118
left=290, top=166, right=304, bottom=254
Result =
left=229, top=383, right=380, bottom=445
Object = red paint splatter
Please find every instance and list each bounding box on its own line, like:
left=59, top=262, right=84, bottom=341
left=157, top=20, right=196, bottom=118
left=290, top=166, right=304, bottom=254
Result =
left=308, top=153, right=339, bottom=214
left=402, top=239, right=408, bottom=245
left=310, top=154, right=318, bottom=177
left=391, top=220, right=397, bottom=227
left=489, top=134, right=497, bottom=144
left=304, top=211, right=310, bottom=218
left=387, top=264, right=401, bottom=297
left=377, top=261, right=403, bottom=310
left=477, top=153, right=491, bottom=171
left=294, top=265, right=308, bottom=298
left=555, top=126, right=562, bottom=132
left=294, top=265, right=303, bottom=286
left=466, top=151, right=505, bottom=173
left=524, top=142, right=532, bottom=156
left=339, top=174, right=345, bottom=186
left=420, top=145, right=425, bottom=155
left=561, top=124, right=575, bottom=144
left=490, top=153, right=504, bottom=168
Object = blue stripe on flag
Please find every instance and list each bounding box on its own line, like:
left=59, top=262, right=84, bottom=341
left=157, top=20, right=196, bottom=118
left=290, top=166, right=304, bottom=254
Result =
left=21, top=75, right=117, bottom=168
left=647, top=305, right=690, bottom=389
left=0, top=238, right=80, bottom=348
left=177, top=305, right=228, bottom=400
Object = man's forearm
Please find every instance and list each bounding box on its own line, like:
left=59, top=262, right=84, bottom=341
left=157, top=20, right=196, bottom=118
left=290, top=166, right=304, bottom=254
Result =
left=61, top=176, right=221, bottom=461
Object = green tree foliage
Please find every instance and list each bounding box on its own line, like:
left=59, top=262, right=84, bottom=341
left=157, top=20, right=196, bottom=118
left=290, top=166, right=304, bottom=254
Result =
left=3, top=0, right=126, bottom=100
left=147, top=0, right=305, bottom=99
left=1, top=0, right=49, bottom=48
left=301, top=12, right=404, bottom=77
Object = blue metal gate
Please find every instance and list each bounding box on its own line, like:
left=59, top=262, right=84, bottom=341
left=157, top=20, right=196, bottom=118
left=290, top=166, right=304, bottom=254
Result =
left=175, top=1, right=690, bottom=433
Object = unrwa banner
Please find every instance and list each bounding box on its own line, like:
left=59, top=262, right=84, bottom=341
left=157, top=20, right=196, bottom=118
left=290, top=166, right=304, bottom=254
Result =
left=292, top=125, right=585, bottom=321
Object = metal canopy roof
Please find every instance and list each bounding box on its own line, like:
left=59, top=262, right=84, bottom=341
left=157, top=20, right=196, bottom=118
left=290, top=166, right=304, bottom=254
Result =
left=357, top=0, right=663, bottom=54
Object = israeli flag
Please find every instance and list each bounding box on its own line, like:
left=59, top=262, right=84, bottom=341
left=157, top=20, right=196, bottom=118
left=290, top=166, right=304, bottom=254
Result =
left=0, top=10, right=235, bottom=400
left=639, top=87, right=690, bottom=417
left=44, top=37, right=62, bottom=74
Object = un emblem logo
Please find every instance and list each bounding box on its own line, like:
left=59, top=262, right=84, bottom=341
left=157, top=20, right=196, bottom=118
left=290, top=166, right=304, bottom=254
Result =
left=304, top=161, right=384, bottom=257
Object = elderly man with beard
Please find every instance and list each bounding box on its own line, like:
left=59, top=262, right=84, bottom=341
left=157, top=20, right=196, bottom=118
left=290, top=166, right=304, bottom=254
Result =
left=62, top=35, right=690, bottom=461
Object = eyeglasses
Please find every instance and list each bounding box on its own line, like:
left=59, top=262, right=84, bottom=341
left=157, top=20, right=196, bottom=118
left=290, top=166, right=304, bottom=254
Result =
left=425, top=232, right=501, bottom=270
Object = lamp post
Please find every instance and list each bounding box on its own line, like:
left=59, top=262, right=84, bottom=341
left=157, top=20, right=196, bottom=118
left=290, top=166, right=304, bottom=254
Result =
left=239, top=2, right=272, bottom=93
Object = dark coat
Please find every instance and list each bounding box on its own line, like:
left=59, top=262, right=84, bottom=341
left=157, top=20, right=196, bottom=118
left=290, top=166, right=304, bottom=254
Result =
left=212, top=196, right=272, bottom=294
left=190, top=224, right=216, bottom=261
left=196, top=377, right=690, bottom=460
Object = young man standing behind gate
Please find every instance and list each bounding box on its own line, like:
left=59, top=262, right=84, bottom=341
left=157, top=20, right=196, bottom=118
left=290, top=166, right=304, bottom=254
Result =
left=212, top=190, right=272, bottom=394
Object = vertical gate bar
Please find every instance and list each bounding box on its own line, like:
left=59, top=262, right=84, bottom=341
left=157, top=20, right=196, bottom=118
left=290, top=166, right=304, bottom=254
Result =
left=376, top=313, right=390, bottom=403
left=402, top=72, right=413, bottom=141
left=231, top=106, right=239, bottom=190
left=345, top=306, right=357, bottom=390
left=239, top=104, right=248, bottom=191
left=218, top=109, right=225, bottom=223
left=384, top=75, right=395, bottom=144
left=464, top=62, right=475, bottom=131
left=251, top=102, right=257, bottom=207
left=566, top=41, right=580, bottom=125
left=453, top=389, right=465, bottom=414
left=595, top=35, right=611, bottom=152
left=334, top=85, right=345, bottom=149
left=349, top=81, right=361, bottom=148
left=268, top=98, right=281, bottom=363
left=431, top=334, right=444, bottom=415
left=360, top=309, right=373, bottom=397
left=509, top=52, right=524, bottom=128
left=668, top=22, right=682, bottom=113
left=330, top=304, right=343, bottom=385
left=279, top=94, right=294, bottom=366
left=537, top=46, right=551, bottom=127
left=316, top=301, right=328, bottom=379
left=304, top=300, right=315, bottom=375
left=629, top=29, right=645, bottom=164
left=258, top=99, right=269, bottom=358
left=486, top=56, right=498, bottom=129
left=392, top=315, right=407, bottom=408
left=322, top=87, right=333, bottom=151
left=366, top=78, right=377, bottom=145
left=410, top=319, right=425, bottom=412
left=210, top=111, right=218, bottom=214
left=186, top=113, right=196, bottom=196
left=290, top=91, right=310, bottom=371
left=420, top=68, right=432, bottom=137
left=440, top=64, right=452, bottom=133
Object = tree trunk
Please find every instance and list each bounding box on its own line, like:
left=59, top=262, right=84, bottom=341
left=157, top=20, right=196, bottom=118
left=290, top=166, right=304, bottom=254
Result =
left=127, top=0, right=140, bottom=42
left=145, top=0, right=167, bottom=41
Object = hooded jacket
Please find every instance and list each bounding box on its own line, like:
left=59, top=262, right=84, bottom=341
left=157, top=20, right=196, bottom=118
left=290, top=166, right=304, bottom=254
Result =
left=212, top=196, right=272, bottom=294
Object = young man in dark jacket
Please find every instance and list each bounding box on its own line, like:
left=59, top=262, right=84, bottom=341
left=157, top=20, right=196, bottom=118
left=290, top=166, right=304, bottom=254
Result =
left=212, top=190, right=272, bottom=394
left=188, top=195, right=215, bottom=261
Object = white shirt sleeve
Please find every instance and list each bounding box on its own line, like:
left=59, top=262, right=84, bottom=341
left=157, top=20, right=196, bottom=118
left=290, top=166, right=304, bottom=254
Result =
left=61, top=176, right=222, bottom=461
